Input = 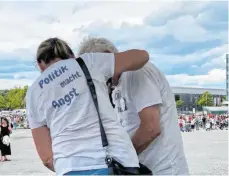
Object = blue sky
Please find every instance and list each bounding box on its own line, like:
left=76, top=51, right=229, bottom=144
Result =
left=0, top=1, right=228, bottom=89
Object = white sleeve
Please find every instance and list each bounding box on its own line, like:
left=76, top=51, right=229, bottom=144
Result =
left=80, top=53, right=115, bottom=81
left=26, top=89, right=46, bottom=129
left=129, top=70, right=162, bottom=113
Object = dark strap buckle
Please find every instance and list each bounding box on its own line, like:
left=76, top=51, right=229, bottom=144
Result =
left=105, top=156, right=113, bottom=166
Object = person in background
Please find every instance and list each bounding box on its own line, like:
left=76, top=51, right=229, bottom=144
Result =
left=179, top=117, right=184, bottom=132
left=0, top=117, right=11, bottom=162
left=182, top=117, right=186, bottom=131
left=78, top=37, right=189, bottom=175
left=205, top=120, right=211, bottom=131
left=202, top=115, right=207, bottom=129
left=191, top=117, right=195, bottom=132
left=26, top=37, right=149, bottom=175
left=0, top=118, right=1, bottom=156
left=210, top=117, right=214, bottom=130
left=10, top=117, right=13, bottom=130
left=188, top=116, right=192, bottom=123
left=225, top=116, right=228, bottom=129
left=195, top=116, right=200, bottom=131
left=13, top=117, right=17, bottom=130
left=6, top=116, right=13, bottom=133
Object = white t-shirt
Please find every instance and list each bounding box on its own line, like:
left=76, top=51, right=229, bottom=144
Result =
left=206, top=122, right=211, bottom=128
left=26, top=53, right=139, bottom=175
left=112, top=61, right=189, bottom=175
left=191, top=119, right=195, bottom=125
left=211, top=118, right=215, bottom=124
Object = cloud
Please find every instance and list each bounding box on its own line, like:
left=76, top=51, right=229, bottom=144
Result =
left=164, top=15, right=210, bottom=42
left=0, top=70, right=39, bottom=89
left=0, top=71, right=39, bottom=79
left=151, top=44, right=228, bottom=75
left=38, top=15, right=60, bottom=24
left=0, top=1, right=168, bottom=54
left=0, top=1, right=89, bottom=56
left=0, top=79, right=33, bottom=90
left=0, top=1, right=227, bottom=90
left=166, top=69, right=226, bottom=88
left=0, top=64, right=34, bottom=73
left=196, top=1, right=228, bottom=27
left=200, top=53, right=227, bottom=70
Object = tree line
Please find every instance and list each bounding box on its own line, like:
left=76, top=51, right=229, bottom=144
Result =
left=0, top=86, right=28, bottom=110
left=0, top=87, right=226, bottom=110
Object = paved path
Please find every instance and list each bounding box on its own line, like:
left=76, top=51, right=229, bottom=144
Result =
left=0, top=129, right=228, bottom=175
left=0, top=130, right=53, bottom=175
left=182, top=130, right=228, bottom=175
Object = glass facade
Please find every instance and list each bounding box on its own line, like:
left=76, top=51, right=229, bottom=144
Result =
left=174, top=93, right=224, bottom=112
left=172, top=87, right=226, bottom=113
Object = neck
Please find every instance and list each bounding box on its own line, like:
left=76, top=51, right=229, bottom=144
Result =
left=40, top=58, right=61, bottom=72
left=46, top=58, right=61, bottom=67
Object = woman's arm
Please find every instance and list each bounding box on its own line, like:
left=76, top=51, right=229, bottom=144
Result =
left=113, top=49, right=149, bottom=84
left=31, top=126, right=55, bottom=172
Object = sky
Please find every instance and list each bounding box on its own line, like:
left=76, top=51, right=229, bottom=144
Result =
left=0, top=0, right=228, bottom=90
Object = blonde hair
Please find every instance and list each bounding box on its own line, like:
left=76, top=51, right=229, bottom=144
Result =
left=37, top=37, right=74, bottom=64
left=77, top=37, right=118, bottom=56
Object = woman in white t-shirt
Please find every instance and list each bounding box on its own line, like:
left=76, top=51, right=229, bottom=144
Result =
left=26, top=38, right=149, bottom=175
left=191, top=118, right=195, bottom=132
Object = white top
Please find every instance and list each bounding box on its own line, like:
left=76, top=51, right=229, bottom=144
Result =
left=206, top=122, right=211, bottom=128
left=26, top=53, right=139, bottom=175
left=191, top=119, right=195, bottom=125
left=211, top=118, right=215, bottom=124
left=112, top=61, right=189, bottom=175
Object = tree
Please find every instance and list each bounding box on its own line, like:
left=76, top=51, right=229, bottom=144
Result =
left=0, top=94, right=6, bottom=109
left=197, top=91, right=213, bottom=106
left=176, top=99, right=184, bottom=108
left=21, top=86, right=28, bottom=108
left=222, top=96, right=227, bottom=101
left=4, top=86, right=28, bottom=109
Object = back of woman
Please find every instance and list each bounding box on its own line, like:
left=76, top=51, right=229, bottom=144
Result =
left=27, top=54, right=139, bottom=175
left=26, top=38, right=149, bottom=175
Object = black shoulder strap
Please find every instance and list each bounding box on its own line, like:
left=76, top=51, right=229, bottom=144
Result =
left=76, top=57, right=109, bottom=147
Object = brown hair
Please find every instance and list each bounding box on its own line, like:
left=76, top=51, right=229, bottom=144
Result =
left=37, top=38, right=74, bottom=64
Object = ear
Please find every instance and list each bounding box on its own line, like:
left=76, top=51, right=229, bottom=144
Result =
left=38, top=61, right=47, bottom=72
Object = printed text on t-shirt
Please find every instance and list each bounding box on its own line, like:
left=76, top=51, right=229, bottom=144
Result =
left=60, top=71, right=81, bottom=88
left=39, top=66, right=68, bottom=89
left=52, top=88, right=79, bottom=108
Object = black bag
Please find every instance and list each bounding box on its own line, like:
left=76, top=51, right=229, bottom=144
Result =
left=139, top=163, right=152, bottom=175
left=76, top=57, right=152, bottom=175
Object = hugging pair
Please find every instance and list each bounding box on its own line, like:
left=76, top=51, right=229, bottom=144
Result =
left=26, top=37, right=189, bottom=175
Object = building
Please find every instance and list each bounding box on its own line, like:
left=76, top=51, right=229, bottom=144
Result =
left=172, top=87, right=226, bottom=112
left=202, top=106, right=228, bottom=114
left=226, top=54, right=229, bottom=100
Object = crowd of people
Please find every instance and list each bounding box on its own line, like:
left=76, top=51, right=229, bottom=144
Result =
left=11, top=115, right=28, bottom=130
left=0, top=113, right=28, bottom=130
left=178, top=114, right=229, bottom=132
